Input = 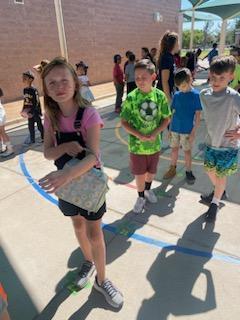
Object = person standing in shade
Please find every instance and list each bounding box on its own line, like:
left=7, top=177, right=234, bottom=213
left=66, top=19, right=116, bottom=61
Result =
left=21, top=70, right=44, bottom=145
left=0, top=88, right=14, bottom=157
left=157, top=31, right=179, bottom=104
left=113, top=54, right=124, bottom=113
left=203, top=43, right=218, bottom=66
left=0, top=283, right=11, bottom=320
left=123, top=50, right=133, bottom=73
left=125, top=53, right=137, bottom=94
left=150, top=48, right=158, bottom=66
left=229, top=47, right=240, bottom=93
left=142, top=47, right=154, bottom=64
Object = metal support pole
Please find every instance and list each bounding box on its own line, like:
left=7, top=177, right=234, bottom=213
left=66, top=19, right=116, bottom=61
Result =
left=54, top=0, right=68, bottom=60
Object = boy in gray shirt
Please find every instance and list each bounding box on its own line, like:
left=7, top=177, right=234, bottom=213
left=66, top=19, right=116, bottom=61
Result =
left=125, top=53, right=137, bottom=94
left=200, top=56, right=240, bottom=222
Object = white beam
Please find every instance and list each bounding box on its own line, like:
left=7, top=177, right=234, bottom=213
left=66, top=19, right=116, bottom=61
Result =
left=219, top=19, right=227, bottom=55
left=54, top=0, right=68, bottom=60
left=189, top=0, right=206, bottom=51
left=189, top=8, right=195, bottom=50
left=178, top=12, right=184, bottom=50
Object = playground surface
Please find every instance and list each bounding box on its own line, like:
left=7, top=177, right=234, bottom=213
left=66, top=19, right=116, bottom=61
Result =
left=0, top=74, right=240, bottom=320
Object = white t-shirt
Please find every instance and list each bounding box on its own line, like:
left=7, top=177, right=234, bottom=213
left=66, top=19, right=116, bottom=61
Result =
left=0, top=99, right=6, bottom=125
left=78, top=75, right=89, bottom=86
left=200, top=87, right=240, bottom=149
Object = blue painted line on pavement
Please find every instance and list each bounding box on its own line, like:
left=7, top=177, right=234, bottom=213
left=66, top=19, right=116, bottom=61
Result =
left=19, top=153, right=240, bottom=266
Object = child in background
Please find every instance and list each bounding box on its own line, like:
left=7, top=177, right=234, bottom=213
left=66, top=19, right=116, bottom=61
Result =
left=21, top=70, right=44, bottom=145
left=163, top=68, right=202, bottom=183
left=204, top=43, right=218, bottom=65
left=0, top=88, right=14, bottom=157
left=121, top=59, right=171, bottom=214
left=125, top=53, right=137, bottom=94
left=76, top=61, right=95, bottom=103
left=113, top=54, right=124, bottom=113
left=123, top=51, right=133, bottom=73
left=150, top=48, right=158, bottom=66
left=174, top=51, right=181, bottom=69
left=200, top=56, right=240, bottom=222
left=0, top=283, right=11, bottom=320
left=33, top=59, right=50, bottom=75
left=229, top=47, right=240, bottom=93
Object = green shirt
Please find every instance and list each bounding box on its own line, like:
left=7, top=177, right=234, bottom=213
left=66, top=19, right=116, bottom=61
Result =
left=120, top=88, right=171, bottom=155
left=230, top=63, right=240, bottom=90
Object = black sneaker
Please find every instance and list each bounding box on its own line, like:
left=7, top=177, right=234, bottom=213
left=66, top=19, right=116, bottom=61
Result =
left=205, top=203, right=219, bottom=222
left=186, top=171, right=196, bottom=184
left=75, top=260, right=95, bottom=289
left=201, top=190, right=227, bottom=205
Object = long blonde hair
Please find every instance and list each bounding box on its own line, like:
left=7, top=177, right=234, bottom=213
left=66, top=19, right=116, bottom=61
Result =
left=41, top=57, right=88, bottom=131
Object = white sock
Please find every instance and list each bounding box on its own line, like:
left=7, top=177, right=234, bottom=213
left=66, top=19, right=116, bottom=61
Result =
left=211, top=197, right=220, bottom=206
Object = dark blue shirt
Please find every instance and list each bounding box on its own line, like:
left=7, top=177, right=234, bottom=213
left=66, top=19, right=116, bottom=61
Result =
left=157, top=52, right=175, bottom=95
left=171, top=88, right=202, bottom=134
left=208, top=48, right=218, bottom=64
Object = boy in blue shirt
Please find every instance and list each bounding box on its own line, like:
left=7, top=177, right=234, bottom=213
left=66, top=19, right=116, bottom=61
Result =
left=163, top=68, right=202, bottom=183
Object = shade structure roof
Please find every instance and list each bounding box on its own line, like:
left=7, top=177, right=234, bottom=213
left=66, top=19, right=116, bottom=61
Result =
left=183, top=10, right=220, bottom=22
left=195, top=0, right=240, bottom=20
left=187, top=0, right=210, bottom=8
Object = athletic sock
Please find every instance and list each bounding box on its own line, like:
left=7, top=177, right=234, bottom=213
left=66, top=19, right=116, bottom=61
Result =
left=211, top=197, right=220, bottom=206
left=138, top=191, right=145, bottom=198
left=145, top=182, right=152, bottom=191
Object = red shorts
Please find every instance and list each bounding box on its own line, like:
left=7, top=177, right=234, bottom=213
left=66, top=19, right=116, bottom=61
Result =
left=130, top=152, right=160, bottom=175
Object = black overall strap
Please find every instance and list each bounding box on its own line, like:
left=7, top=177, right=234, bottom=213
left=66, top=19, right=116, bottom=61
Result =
left=74, top=107, right=85, bottom=131
left=54, top=107, right=87, bottom=170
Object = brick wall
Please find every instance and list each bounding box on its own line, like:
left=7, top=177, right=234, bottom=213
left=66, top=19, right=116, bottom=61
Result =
left=0, top=0, right=180, bottom=102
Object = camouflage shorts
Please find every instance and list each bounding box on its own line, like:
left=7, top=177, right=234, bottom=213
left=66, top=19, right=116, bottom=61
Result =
left=170, top=132, right=191, bottom=151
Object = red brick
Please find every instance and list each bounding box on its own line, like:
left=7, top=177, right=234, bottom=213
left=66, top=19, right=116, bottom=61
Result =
left=0, top=0, right=180, bottom=102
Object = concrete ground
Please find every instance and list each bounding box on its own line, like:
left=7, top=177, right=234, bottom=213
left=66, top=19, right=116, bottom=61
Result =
left=1, top=73, right=240, bottom=320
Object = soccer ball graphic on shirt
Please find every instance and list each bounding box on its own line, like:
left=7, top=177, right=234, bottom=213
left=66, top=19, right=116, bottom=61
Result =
left=139, top=100, right=158, bottom=121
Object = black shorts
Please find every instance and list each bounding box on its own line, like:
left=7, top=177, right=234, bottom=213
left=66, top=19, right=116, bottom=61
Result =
left=58, top=199, right=106, bottom=221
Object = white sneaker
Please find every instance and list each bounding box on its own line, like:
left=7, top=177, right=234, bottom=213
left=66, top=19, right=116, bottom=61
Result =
left=94, top=277, right=123, bottom=308
left=144, top=190, right=157, bottom=203
left=75, top=260, right=95, bottom=289
left=0, top=148, right=14, bottom=157
left=0, top=145, right=6, bottom=153
left=133, top=197, right=146, bottom=213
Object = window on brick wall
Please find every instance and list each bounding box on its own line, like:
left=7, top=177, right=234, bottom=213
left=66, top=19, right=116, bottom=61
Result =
left=14, top=0, right=24, bottom=4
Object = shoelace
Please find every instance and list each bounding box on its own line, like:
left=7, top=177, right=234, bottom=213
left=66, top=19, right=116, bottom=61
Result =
left=102, top=280, right=118, bottom=298
left=79, top=262, right=93, bottom=277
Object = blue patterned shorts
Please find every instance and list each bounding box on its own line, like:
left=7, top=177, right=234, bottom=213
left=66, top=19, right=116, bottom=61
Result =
left=204, top=146, right=239, bottom=177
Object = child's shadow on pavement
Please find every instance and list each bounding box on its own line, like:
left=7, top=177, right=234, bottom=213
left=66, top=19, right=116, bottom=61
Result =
left=137, top=215, right=219, bottom=320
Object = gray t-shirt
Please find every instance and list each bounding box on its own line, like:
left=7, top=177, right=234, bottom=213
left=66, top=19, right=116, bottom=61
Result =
left=200, top=87, right=240, bottom=149
left=125, top=63, right=135, bottom=83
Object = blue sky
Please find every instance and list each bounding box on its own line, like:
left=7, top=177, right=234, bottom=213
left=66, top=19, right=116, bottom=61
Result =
left=181, top=0, right=217, bottom=30
left=181, top=0, right=237, bottom=31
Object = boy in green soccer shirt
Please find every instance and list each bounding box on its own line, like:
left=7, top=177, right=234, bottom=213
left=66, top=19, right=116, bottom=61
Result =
left=120, top=59, right=171, bottom=213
